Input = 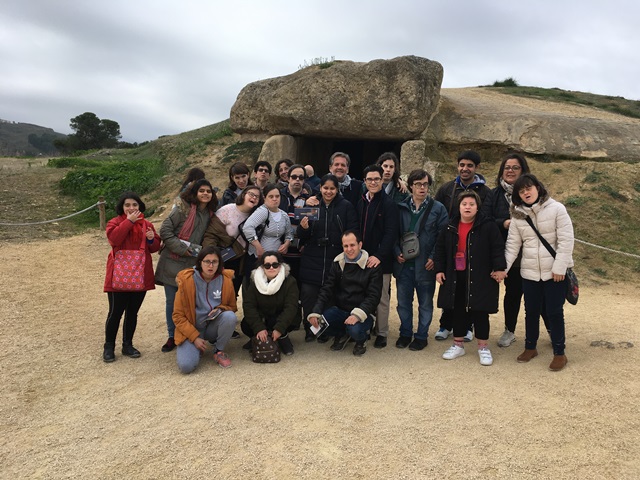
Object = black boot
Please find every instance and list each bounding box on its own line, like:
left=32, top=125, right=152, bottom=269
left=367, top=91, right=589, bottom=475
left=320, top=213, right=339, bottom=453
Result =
left=103, top=342, right=116, bottom=363
left=277, top=335, right=294, bottom=356
left=122, top=342, right=141, bottom=358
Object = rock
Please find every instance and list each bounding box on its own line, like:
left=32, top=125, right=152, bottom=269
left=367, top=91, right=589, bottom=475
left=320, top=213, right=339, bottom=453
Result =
left=427, top=88, right=640, bottom=162
left=258, top=135, right=297, bottom=165
left=399, top=140, right=427, bottom=173
left=230, top=56, right=443, bottom=140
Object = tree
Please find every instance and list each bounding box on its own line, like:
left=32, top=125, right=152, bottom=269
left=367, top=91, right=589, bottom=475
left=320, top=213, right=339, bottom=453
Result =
left=58, top=112, right=122, bottom=152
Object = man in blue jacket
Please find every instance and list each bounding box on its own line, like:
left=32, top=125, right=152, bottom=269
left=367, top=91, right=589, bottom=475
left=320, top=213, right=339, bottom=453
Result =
left=394, top=169, right=449, bottom=351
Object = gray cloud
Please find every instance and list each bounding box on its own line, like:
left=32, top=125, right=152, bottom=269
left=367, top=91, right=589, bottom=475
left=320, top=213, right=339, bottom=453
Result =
left=1, top=0, right=638, bottom=142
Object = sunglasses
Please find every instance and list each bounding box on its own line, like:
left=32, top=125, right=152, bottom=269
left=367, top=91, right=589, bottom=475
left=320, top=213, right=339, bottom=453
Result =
left=289, top=174, right=304, bottom=181
left=257, top=168, right=270, bottom=173
left=263, top=262, right=280, bottom=270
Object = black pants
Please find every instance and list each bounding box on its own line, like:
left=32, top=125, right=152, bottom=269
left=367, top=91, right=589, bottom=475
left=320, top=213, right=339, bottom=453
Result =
left=452, top=272, right=489, bottom=340
left=240, top=315, right=294, bottom=338
left=105, top=291, right=146, bottom=345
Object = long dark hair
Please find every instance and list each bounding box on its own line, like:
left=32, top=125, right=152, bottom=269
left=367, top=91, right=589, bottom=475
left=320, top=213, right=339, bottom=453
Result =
left=496, top=153, right=530, bottom=186
left=115, top=191, right=145, bottom=215
left=227, top=162, right=253, bottom=190
left=376, top=152, right=400, bottom=185
left=181, top=179, right=218, bottom=213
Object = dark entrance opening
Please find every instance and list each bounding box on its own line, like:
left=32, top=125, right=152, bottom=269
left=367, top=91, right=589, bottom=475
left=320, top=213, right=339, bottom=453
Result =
left=296, top=137, right=403, bottom=180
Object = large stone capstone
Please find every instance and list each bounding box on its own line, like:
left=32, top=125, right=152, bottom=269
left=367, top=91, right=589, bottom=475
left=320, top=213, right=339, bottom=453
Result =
left=230, top=56, right=443, bottom=140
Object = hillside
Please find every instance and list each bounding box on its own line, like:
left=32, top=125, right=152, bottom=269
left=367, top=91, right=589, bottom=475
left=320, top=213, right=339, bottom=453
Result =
left=0, top=119, right=66, bottom=156
left=1, top=87, right=639, bottom=285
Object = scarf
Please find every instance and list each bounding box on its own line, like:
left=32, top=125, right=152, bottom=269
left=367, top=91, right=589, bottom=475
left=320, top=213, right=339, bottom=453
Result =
left=252, top=265, right=286, bottom=295
left=500, top=178, right=514, bottom=208
left=338, top=174, right=353, bottom=190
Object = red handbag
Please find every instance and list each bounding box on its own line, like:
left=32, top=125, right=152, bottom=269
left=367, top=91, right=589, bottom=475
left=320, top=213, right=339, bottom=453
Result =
left=112, top=235, right=147, bottom=291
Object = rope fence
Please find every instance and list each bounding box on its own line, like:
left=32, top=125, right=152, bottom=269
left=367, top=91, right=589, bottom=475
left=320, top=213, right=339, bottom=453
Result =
left=0, top=198, right=107, bottom=229
left=0, top=200, right=638, bottom=259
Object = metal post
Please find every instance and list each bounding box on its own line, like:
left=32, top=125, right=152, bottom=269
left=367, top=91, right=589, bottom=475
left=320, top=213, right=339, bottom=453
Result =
left=99, top=196, right=106, bottom=230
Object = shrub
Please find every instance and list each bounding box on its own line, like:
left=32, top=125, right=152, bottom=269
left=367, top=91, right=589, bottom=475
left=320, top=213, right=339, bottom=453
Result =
left=492, top=77, right=519, bottom=87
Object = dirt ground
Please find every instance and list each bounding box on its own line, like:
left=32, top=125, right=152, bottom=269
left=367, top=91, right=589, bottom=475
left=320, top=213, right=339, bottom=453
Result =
left=0, top=229, right=638, bottom=479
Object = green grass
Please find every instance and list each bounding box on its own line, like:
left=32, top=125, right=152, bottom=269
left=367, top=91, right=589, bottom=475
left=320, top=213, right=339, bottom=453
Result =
left=584, top=171, right=605, bottom=183
left=221, top=141, right=264, bottom=164
left=484, top=85, right=640, bottom=119
left=58, top=157, right=166, bottom=225
left=594, top=184, right=627, bottom=202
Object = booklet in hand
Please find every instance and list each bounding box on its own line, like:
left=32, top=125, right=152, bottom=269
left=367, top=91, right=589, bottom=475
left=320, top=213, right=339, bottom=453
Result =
left=293, top=207, right=319, bottom=221
left=310, top=314, right=330, bottom=337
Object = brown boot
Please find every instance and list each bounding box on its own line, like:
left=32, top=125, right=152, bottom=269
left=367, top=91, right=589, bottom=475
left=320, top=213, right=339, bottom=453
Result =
left=549, top=355, right=568, bottom=371
left=517, top=349, right=538, bottom=363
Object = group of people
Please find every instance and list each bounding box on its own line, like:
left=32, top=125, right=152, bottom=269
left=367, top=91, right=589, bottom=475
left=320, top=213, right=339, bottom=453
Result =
left=102, top=149, right=574, bottom=372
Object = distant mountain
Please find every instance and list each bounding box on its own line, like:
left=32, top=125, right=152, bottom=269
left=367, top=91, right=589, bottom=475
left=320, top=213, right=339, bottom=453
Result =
left=0, top=119, right=67, bottom=156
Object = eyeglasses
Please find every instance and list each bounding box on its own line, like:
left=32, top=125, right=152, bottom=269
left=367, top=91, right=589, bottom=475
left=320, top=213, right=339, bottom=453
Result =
left=412, top=181, right=430, bottom=188
left=263, top=262, right=280, bottom=270
left=246, top=192, right=260, bottom=199
left=365, top=177, right=382, bottom=184
left=201, top=259, right=219, bottom=266
left=289, top=174, right=304, bottom=181
left=257, top=168, right=270, bottom=173
left=504, top=166, right=522, bottom=171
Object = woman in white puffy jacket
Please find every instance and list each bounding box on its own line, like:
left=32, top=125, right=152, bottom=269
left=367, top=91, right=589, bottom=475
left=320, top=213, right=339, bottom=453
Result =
left=504, top=174, right=574, bottom=371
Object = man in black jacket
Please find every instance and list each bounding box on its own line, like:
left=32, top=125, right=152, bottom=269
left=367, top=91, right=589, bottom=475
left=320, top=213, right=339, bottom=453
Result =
left=308, top=230, right=382, bottom=356
left=357, top=164, right=399, bottom=348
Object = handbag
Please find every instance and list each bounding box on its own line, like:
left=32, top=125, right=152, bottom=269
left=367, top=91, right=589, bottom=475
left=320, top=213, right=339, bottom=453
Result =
left=251, top=335, right=281, bottom=363
left=400, top=198, right=434, bottom=260
left=112, top=234, right=147, bottom=291
left=525, top=216, right=579, bottom=305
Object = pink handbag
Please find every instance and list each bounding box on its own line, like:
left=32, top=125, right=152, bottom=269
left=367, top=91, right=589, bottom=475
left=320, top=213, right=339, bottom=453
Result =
left=111, top=236, right=147, bottom=291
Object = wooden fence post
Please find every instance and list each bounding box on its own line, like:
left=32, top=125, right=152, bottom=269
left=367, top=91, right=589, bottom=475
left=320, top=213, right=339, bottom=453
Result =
left=99, top=196, right=106, bottom=230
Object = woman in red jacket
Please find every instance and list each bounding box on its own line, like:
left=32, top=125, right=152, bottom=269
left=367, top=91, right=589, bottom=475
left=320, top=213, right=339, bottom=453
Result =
left=103, top=192, right=161, bottom=363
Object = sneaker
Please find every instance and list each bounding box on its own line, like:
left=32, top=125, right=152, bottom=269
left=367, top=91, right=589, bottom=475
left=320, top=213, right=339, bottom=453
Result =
left=213, top=351, right=232, bottom=368
left=442, top=344, right=465, bottom=360
left=409, top=338, right=427, bottom=351
left=374, top=335, right=387, bottom=349
left=434, top=328, right=452, bottom=340
left=478, top=347, right=493, bottom=366
left=231, top=330, right=241, bottom=339
left=330, top=334, right=350, bottom=351
left=161, top=337, right=176, bottom=352
left=353, top=342, right=367, bottom=356
left=463, top=329, right=474, bottom=342
left=497, top=330, right=516, bottom=347
left=395, top=336, right=412, bottom=348
left=121, top=344, right=141, bottom=358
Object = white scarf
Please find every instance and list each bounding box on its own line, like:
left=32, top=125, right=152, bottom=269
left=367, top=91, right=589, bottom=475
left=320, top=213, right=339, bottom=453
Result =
left=500, top=178, right=514, bottom=208
left=252, top=264, right=286, bottom=295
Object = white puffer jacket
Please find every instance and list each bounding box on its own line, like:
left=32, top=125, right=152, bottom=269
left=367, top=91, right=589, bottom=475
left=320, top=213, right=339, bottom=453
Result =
left=505, top=194, right=574, bottom=281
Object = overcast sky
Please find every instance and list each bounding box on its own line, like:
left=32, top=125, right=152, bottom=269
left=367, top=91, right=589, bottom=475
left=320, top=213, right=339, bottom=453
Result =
left=2, top=0, right=639, bottom=142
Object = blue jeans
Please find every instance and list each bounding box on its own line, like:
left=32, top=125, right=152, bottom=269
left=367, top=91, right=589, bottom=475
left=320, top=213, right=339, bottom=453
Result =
left=522, top=278, right=567, bottom=355
left=164, top=284, right=178, bottom=338
left=322, top=306, right=373, bottom=343
left=396, top=265, right=436, bottom=340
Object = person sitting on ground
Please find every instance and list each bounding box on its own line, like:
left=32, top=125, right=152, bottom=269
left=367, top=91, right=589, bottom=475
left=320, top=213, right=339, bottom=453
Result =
left=241, top=251, right=299, bottom=356
left=307, top=230, right=382, bottom=356
left=172, top=246, right=238, bottom=373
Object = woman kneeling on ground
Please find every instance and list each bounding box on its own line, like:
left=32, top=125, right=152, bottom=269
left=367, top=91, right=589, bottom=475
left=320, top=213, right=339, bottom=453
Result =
left=241, top=251, right=299, bottom=356
left=172, top=246, right=238, bottom=373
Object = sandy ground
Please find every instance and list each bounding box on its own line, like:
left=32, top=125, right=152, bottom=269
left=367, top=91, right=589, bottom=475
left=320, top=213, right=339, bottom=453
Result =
left=0, top=229, right=638, bottom=479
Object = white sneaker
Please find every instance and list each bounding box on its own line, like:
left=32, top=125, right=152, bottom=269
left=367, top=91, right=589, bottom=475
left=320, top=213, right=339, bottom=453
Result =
left=442, top=345, right=465, bottom=360
left=478, top=347, right=493, bottom=366
left=497, top=329, right=515, bottom=347
left=463, top=329, right=474, bottom=342
left=435, top=328, right=452, bottom=340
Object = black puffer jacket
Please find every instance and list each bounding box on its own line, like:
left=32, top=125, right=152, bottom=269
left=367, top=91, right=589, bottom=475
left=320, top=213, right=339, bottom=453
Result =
left=312, top=250, right=382, bottom=321
left=357, top=190, right=399, bottom=274
left=297, top=195, right=359, bottom=286
left=481, top=185, right=511, bottom=241
left=434, top=212, right=506, bottom=313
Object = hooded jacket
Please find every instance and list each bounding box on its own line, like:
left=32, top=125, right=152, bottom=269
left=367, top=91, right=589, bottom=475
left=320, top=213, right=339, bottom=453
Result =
left=172, top=268, right=237, bottom=345
left=505, top=194, right=574, bottom=281
left=435, top=175, right=491, bottom=217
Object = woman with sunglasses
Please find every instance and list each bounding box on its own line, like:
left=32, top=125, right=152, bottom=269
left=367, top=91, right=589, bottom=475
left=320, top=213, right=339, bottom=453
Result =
left=241, top=251, right=298, bottom=355
left=172, top=246, right=237, bottom=372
